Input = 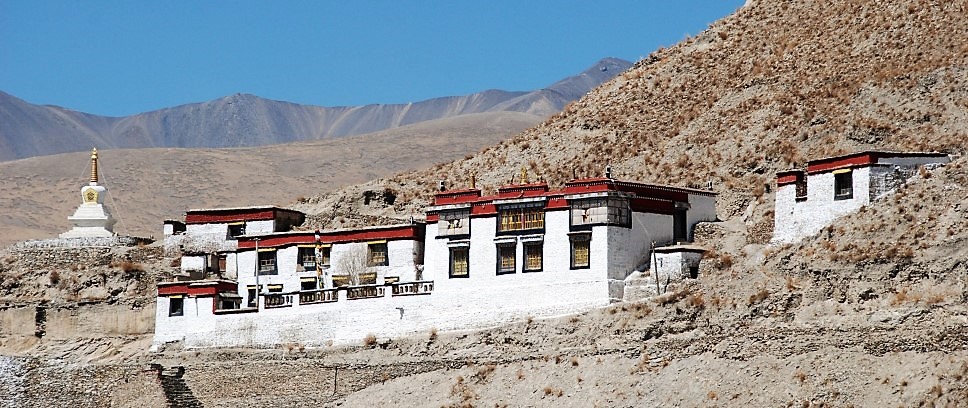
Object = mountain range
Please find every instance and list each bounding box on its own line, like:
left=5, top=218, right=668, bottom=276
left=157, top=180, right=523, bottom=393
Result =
left=0, top=58, right=631, bottom=161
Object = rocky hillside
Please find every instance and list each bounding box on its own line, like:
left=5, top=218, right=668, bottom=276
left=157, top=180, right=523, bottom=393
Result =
left=296, top=0, right=967, bottom=235
left=0, top=58, right=630, bottom=161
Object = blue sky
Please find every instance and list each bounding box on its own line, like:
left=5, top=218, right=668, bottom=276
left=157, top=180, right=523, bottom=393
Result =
left=0, top=1, right=743, bottom=117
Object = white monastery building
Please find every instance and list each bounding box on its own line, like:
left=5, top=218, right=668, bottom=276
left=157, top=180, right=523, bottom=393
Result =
left=153, top=174, right=717, bottom=350
left=164, top=206, right=304, bottom=279
left=773, top=151, right=950, bottom=243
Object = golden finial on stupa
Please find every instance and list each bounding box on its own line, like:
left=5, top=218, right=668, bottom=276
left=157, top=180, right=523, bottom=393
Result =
left=90, top=148, right=99, bottom=184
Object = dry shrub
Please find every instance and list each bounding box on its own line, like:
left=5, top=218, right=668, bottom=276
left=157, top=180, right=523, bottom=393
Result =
left=654, top=288, right=691, bottom=306
left=429, top=327, right=438, bottom=342
left=516, top=368, right=525, bottom=380
left=115, top=261, right=144, bottom=273
left=718, top=253, right=734, bottom=268
left=49, top=270, right=60, bottom=285
left=891, top=288, right=910, bottom=306
left=748, top=288, right=770, bottom=305
left=570, top=357, right=579, bottom=367
left=793, top=369, right=807, bottom=383
left=473, top=364, right=497, bottom=383
left=686, top=292, right=705, bottom=309
left=363, top=333, right=377, bottom=347
left=449, top=375, right=478, bottom=405
left=543, top=386, right=563, bottom=397
left=925, top=293, right=945, bottom=305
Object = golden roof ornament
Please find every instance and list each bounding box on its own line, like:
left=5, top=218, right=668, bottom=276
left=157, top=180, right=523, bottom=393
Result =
left=520, top=166, right=528, bottom=184
left=90, top=148, right=99, bottom=184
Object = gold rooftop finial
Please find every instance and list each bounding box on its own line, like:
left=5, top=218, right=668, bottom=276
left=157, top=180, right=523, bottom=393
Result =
left=90, top=148, right=99, bottom=184
left=470, top=174, right=476, bottom=189
left=520, top=166, right=528, bottom=184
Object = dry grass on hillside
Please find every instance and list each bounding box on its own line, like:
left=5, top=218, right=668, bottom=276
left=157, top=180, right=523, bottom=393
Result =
left=301, top=0, right=968, bottom=237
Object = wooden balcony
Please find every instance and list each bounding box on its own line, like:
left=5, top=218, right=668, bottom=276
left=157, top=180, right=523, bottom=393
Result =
left=391, top=281, right=434, bottom=296
left=299, top=288, right=338, bottom=305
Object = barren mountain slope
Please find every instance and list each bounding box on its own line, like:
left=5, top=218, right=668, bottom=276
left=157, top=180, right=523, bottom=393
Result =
left=297, top=0, right=967, bottom=237
left=0, top=111, right=539, bottom=247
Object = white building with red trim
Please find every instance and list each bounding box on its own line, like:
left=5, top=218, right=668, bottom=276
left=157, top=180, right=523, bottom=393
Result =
left=424, top=177, right=717, bottom=303
left=163, top=206, right=304, bottom=278
left=773, top=151, right=950, bottom=244
left=152, top=176, right=717, bottom=349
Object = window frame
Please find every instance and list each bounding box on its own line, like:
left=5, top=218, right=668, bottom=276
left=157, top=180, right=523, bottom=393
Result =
left=449, top=246, right=470, bottom=278
left=367, top=242, right=389, bottom=267
left=257, top=251, right=277, bottom=275
left=834, top=171, right=854, bottom=200
left=300, top=279, right=317, bottom=291
left=297, top=246, right=317, bottom=272
left=570, top=235, right=591, bottom=270
left=319, top=246, right=331, bottom=267
left=522, top=241, right=543, bottom=272
left=168, top=296, right=184, bottom=317
left=246, top=286, right=258, bottom=308
left=496, top=243, right=516, bottom=275
left=226, top=223, right=246, bottom=239
left=497, top=204, right=545, bottom=234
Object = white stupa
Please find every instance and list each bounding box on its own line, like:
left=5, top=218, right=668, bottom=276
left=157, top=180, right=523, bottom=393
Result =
left=59, top=148, right=117, bottom=239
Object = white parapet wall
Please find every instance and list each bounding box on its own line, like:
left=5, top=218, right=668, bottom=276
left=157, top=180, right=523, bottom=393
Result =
left=152, top=274, right=608, bottom=349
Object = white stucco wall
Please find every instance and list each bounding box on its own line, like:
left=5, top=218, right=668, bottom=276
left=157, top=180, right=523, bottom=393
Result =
left=153, top=268, right=610, bottom=349
left=772, top=183, right=798, bottom=244
left=686, top=194, right=718, bottom=240
left=181, top=255, right=206, bottom=273
left=772, top=167, right=872, bottom=244
left=246, top=220, right=275, bottom=235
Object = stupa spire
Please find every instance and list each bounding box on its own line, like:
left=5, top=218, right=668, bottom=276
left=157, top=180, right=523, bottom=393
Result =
left=90, top=148, right=99, bottom=184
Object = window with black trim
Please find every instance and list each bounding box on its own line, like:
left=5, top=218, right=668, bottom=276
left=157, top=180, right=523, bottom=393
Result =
left=834, top=171, right=853, bottom=200
left=523, top=242, right=543, bottom=272
left=246, top=286, right=258, bottom=308
left=298, top=247, right=317, bottom=271
left=300, top=279, right=317, bottom=291
left=258, top=251, right=277, bottom=275
left=227, top=223, right=245, bottom=239
left=319, top=246, right=331, bottom=266
left=449, top=247, right=469, bottom=278
left=496, top=243, right=516, bottom=274
left=570, top=235, right=590, bottom=269
left=169, top=297, right=184, bottom=316
left=368, top=243, right=389, bottom=266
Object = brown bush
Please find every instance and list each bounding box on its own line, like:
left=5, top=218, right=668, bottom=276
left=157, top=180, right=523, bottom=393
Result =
left=748, top=288, right=770, bottom=305
left=362, top=333, right=377, bottom=347
left=114, top=261, right=144, bottom=273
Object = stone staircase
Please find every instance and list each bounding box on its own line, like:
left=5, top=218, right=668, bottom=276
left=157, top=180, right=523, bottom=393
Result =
left=148, top=364, right=203, bottom=407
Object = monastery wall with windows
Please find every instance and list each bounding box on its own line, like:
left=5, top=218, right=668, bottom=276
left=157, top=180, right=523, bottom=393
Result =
left=153, top=177, right=718, bottom=349
left=773, top=151, right=950, bottom=244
